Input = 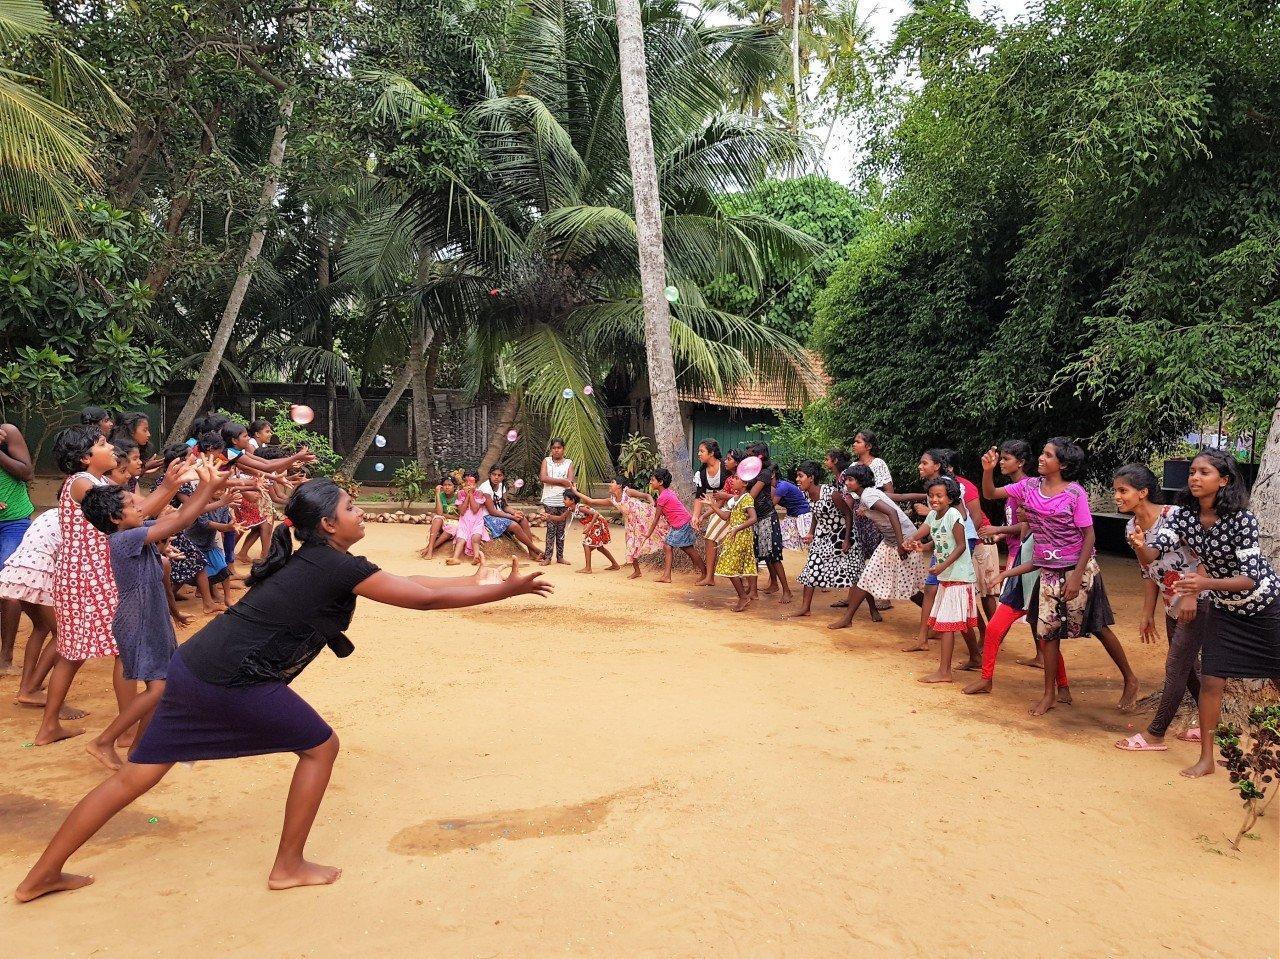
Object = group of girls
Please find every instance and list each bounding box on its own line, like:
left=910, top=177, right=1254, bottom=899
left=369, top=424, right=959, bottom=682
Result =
left=11, top=429, right=552, bottom=904
left=0, top=407, right=312, bottom=762
left=667, top=428, right=1279, bottom=781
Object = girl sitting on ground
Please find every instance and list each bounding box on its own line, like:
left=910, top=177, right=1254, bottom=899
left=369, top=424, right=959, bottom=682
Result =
left=422, top=475, right=459, bottom=560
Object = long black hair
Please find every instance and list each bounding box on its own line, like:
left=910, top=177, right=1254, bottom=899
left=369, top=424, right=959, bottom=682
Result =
left=699, top=438, right=721, bottom=460
left=247, top=479, right=344, bottom=586
left=850, top=430, right=880, bottom=455
left=111, top=412, right=150, bottom=453
left=1045, top=437, right=1085, bottom=481
left=923, top=448, right=956, bottom=475
left=998, top=438, right=1033, bottom=472
left=826, top=448, right=852, bottom=475
left=1178, top=449, right=1249, bottom=515
left=1113, top=463, right=1162, bottom=504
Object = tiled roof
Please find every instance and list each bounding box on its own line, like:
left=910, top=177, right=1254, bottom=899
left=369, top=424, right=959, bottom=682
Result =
left=678, top=349, right=829, bottom=411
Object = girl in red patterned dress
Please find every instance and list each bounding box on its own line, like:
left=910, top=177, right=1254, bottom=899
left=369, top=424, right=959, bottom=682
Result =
left=222, top=421, right=275, bottom=566
left=552, top=490, right=619, bottom=574
left=35, top=426, right=130, bottom=746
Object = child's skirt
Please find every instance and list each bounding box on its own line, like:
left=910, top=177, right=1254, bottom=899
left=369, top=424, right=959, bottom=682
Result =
left=753, top=510, right=782, bottom=564
left=715, top=529, right=756, bottom=578
left=780, top=514, right=808, bottom=551
left=581, top=515, right=611, bottom=548
left=233, top=494, right=265, bottom=529
left=704, top=509, right=732, bottom=545
left=483, top=515, right=515, bottom=539
left=666, top=523, right=696, bottom=549
left=858, top=541, right=927, bottom=601
left=0, top=561, right=54, bottom=607
left=204, top=546, right=230, bottom=584
left=927, top=581, right=979, bottom=633
left=167, top=533, right=206, bottom=587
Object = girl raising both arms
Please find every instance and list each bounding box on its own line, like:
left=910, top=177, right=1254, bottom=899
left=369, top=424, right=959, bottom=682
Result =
left=16, top=479, right=553, bottom=903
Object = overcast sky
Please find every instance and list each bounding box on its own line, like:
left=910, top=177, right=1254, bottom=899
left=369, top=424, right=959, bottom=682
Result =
left=821, top=0, right=1030, bottom=181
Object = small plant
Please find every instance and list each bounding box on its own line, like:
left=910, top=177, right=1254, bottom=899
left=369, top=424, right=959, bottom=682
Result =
left=332, top=471, right=362, bottom=498
left=618, top=432, right=660, bottom=480
left=1216, top=705, right=1280, bottom=850
left=392, top=461, right=431, bottom=507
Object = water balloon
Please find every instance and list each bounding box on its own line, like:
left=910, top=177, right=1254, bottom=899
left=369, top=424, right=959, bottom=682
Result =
left=513, top=478, right=525, bottom=490
left=582, top=385, right=594, bottom=396
left=506, top=429, right=519, bottom=443
left=562, top=388, right=574, bottom=400
left=736, top=455, right=762, bottom=483
left=374, top=434, right=387, bottom=448
left=374, top=462, right=385, bottom=472
left=290, top=404, right=315, bottom=426
left=664, top=285, right=680, bottom=303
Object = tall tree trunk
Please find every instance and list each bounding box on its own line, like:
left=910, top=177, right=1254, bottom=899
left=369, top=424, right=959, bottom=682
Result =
left=478, top=391, right=522, bottom=478
left=1254, top=393, right=1280, bottom=564
left=791, top=4, right=803, bottom=134
left=167, top=95, right=295, bottom=444
left=412, top=337, right=441, bottom=479
left=615, top=0, right=696, bottom=500
left=343, top=329, right=430, bottom=476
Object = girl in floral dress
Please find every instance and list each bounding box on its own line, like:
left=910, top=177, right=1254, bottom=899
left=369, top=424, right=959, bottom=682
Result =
left=577, top=477, right=664, bottom=580
left=36, top=426, right=128, bottom=746
left=791, top=464, right=861, bottom=619
left=556, top=490, right=619, bottom=573
left=708, top=476, right=758, bottom=612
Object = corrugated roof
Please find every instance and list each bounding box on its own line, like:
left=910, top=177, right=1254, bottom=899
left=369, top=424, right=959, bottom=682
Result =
left=677, top=349, right=829, bottom=411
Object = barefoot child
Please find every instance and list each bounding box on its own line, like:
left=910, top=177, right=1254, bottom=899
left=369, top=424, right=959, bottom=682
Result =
left=480, top=466, right=541, bottom=558
left=79, top=455, right=234, bottom=770
left=576, top=477, right=662, bottom=579
left=707, top=475, right=757, bottom=611
left=35, top=426, right=134, bottom=747
left=982, top=437, right=1139, bottom=716
left=0, top=420, right=36, bottom=673
left=792, top=463, right=858, bottom=618
left=830, top=464, right=921, bottom=629
left=15, top=479, right=554, bottom=903
left=1112, top=463, right=1202, bottom=753
left=552, top=490, right=619, bottom=573
left=539, top=439, right=575, bottom=565
left=645, top=469, right=705, bottom=582
left=447, top=470, right=492, bottom=566
left=423, top=475, right=459, bottom=559
left=745, top=443, right=791, bottom=603
left=909, top=477, right=980, bottom=683
left=690, top=439, right=727, bottom=531
left=1147, top=451, right=1279, bottom=778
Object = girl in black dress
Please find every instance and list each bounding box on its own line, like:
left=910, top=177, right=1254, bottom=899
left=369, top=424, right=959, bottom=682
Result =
left=1157, top=451, right=1280, bottom=779
left=16, top=479, right=553, bottom=903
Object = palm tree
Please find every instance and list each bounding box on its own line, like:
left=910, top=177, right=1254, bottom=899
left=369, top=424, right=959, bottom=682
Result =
left=354, top=0, right=821, bottom=487
left=0, top=0, right=127, bottom=221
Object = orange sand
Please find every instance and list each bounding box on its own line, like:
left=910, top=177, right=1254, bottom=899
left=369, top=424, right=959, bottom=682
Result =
left=2, top=523, right=1276, bottom=957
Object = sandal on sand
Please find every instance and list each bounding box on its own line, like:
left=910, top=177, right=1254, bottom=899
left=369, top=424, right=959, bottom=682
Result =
left=1115, top=734, right=1167, bottom=752
left=1176, top=727, right=1202, bottom=743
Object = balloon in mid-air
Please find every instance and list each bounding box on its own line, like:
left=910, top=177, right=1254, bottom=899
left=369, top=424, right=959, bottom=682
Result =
left=664, top=285, right=680, bottom=303
left=289, top=404, right=315, bottom=425
left=582, top=385, right=594, bottom=396
left=736, top=455, right=763, bottom=483
left=506, top=429, right=519, bottom=443
left=513, top=478, right=525, bottom=489
left=374, top=434, right=387, bottom=448
left=562, top=388, right=574, bottom=400
left=373, top=462, right=385, bottom=473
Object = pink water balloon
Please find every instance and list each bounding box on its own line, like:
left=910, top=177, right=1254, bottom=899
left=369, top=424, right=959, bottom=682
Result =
left=506, top=429, right=519, bottom=443
left=582, top=385, right=594, bottom=396
left=736, top=455, right=762, bottom=483
left=513, top=478, right=525, bottom=489
left=289, top=404, right=315, bottom=426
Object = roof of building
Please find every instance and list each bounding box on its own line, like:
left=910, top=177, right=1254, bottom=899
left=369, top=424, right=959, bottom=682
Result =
left=677, top=349, right=830, bottom=411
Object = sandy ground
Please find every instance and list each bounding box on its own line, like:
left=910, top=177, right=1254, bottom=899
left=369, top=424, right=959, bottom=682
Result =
left=2, top=523, right=1276, bottom=958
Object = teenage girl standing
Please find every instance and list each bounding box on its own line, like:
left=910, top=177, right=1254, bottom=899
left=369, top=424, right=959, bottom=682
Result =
left=15, top=479, right=553, bottom=903
left=0, top=421, right=36, bottom=673
left=539, top=438, right=574, bottom=565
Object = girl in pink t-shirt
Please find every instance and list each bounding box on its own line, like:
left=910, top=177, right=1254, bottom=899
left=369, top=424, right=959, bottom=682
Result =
left=982, top=438, right=1138, bottom=717
left=646, top=469, right=705, bottom=583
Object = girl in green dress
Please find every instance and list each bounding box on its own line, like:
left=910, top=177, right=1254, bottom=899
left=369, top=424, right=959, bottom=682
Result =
left=708, top=475, right=758, bottom=612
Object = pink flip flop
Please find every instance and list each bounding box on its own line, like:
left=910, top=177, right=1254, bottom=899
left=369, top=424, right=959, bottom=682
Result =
left=1176, top=727, right=1202, bottom=743
left=1115, top=733, right=1167, bottom=752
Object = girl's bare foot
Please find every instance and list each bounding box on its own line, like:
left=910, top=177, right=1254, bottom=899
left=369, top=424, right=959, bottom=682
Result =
left=556, top=559, right=571, bottom=566
left=34, top=723, right=84, bottom=746
left=1029, top=693, right=1057, bottom=716
left=1180, top=758, right=1216, bottom=779
left=956, top=659, right=981, bottom=672
left=655, top=575, right=672, bottom=584
left=900, top=642, right=928, bottom=653
left=1057, top=687, right=1073, bottom=704
left=606, top=563, right=621, bottom=571
left=789, top=609, right=811, bottom=618
left=115, top=729, right=136, bottom=749
left=761, top=585, right=779, bottom=595
left=202, top=602, right=226, bottom=614
left=85, top=740, right=123, bottom=771
left=778, top=592, right=793, bottom=605
left=445, top=559, right=461, bottom=566
left=15, top=694, right=89, bottom=721
left=1016, top=656, right=1043, bottom=668
left=731, top=597, right=754, bottom=612
left=172, top=611, right=193, bottom=626
left=576, top=568, right=592, bottom=574
left=627, top=570, right=642, bottom=580
left=15, top=871, right=94, bottom=903
left=869, top=607, right=883, bottom=623
left=1118, top=679, right=1139, bottom=713
left=828, top=617, right=852, bottom=630
left=537, top=559, right=551, bottom=567
left=962, top=679, right=992, bottom=695
left=918, top=672, right=953, bottom=684
left=267, top=859, right=343, bottom=890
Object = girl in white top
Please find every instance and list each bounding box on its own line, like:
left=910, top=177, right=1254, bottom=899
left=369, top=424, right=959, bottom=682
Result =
left=0, top=509, right=73, bottom=712
left=539, top=438, right=575, bottom=564
left=851, top=430, right=894, bottom=491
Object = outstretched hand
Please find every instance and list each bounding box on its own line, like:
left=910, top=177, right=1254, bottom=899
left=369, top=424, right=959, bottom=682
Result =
left=504, top=557, right=554, bottom=598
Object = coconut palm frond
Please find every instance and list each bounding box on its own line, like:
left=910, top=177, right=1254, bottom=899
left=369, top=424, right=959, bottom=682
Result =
left=0, top=68, right=97, bottom=219
left=0, top=0, right=51, bottom=42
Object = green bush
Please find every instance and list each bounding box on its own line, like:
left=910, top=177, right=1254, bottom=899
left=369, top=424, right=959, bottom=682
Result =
left=392, top=461, right=431, bottom=506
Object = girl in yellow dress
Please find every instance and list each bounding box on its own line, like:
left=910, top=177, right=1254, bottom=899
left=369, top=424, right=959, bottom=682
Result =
left=708, top=475, right=758, bottom=612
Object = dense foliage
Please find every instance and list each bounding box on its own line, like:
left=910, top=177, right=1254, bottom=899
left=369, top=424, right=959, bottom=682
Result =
left=709, top=175, right=862, bottom=341
left=815, top=0, right=1280, bottom=479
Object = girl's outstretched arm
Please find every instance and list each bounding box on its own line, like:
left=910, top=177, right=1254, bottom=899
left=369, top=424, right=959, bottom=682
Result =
left=355, top=558, right=553, bottom=610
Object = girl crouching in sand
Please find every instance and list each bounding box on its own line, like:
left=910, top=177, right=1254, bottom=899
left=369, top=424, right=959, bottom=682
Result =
left=15, top=479, right=553, bottom=903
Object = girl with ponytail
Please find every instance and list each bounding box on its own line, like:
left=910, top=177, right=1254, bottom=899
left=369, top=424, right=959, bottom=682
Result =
left=17, top=479, right=554, bottom=904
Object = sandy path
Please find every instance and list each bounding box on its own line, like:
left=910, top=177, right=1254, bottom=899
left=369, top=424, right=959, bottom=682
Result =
left=2, top=523, right=1276, bottom=957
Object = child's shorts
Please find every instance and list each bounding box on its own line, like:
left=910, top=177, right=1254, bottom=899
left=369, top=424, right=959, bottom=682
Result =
left=204, top=546, right=230, bottom=584
left=666, top=523, right=696, bottom=548
left=924, top=555, right=939, bottom=588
